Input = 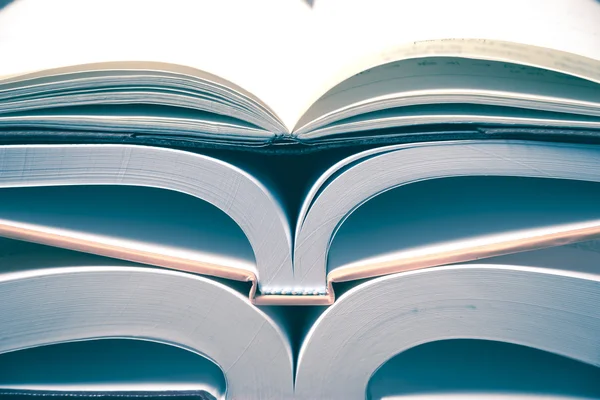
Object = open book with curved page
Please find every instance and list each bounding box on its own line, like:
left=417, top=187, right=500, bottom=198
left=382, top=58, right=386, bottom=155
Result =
left=1, top=0, right=600, bottom=147
left=0, top=0, right=599, bottom=399
left=1, top=238, right=600, bottom=399
left=2, top=141, right=600, bottom=305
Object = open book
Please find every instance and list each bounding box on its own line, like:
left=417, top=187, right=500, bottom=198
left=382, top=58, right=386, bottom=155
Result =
left=1, top=0, right=600, bottom=148
left=3, top=140, right=600, bottom=306
left=1, top=238, right=600, bottom=399
left=1, top=0, right=600, bottom=398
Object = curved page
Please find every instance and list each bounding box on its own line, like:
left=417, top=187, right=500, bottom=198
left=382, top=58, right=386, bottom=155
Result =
left=0, top=61, right=286, bottom=137
left=295, top=263, right=600, bottom=399
left=0, top=264, right=294, bottom=400
left=0, top=144, right=293, bottom=291
left=295, top=140, right=600, bottom=292
left=294, top=39, right=600, bottom=131
left=295, top=54, right=600, bottom=136
left=3, top=1, right=600, bottom=130
left=299, top=104, right=600, bottom=140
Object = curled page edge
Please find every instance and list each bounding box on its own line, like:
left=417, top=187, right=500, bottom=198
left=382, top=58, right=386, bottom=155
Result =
left=4, top=221, right=600, bottom=306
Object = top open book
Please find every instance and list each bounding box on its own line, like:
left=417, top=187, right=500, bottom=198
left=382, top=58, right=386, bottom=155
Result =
left=1, top=0, right=600, bottom=147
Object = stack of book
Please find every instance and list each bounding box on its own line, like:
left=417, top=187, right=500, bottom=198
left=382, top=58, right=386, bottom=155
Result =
left=0, top=0, right=599, bottom=398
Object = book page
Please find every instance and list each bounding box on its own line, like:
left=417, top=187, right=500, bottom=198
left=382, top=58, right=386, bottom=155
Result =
left=296, top=265, right=600, bottom=398
left=295, top=56, right=600, bottom=134
left=0, top=0, right=313, bottom=131
left=294, top=140, right=600, bottom=289
left=0, top=266, right=294, bottom=399
left=0, top=0, right=599, bottom=131
left=289, top=0, right=600, bottom=128
left=0, top=144, right=295, bottom=289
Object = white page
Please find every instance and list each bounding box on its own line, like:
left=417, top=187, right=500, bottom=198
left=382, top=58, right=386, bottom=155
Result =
left=295, top=57, right=600, bottom=134
left=0, top=0, right=599, bottom=131
left=0, top=266, right=294, bottom=399
left=296, top=265, right=600, bottom=399
left=0, top=0, right=313, bottom=131
left=295, top=141, right=600, bottom=289
left=295, top=0, right=600, bottom=126
left=0, top=144, right=294, bottom=289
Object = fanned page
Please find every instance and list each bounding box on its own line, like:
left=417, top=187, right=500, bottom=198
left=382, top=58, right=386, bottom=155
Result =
left=3, top=141, right=600, bottom=306
left=2, top=238, right=600, bottom=399
left=0, top=238, right=294, bottom=399
left=0, top=0, right=599, bottom=132
left=294, top=0, right=600, bottom=128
